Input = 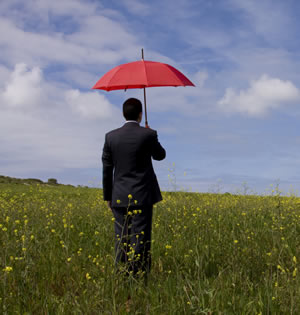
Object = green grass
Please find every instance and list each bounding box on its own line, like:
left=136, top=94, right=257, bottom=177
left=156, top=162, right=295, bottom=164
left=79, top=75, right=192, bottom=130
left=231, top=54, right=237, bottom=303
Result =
left=0, top=183, right=300, bottom=314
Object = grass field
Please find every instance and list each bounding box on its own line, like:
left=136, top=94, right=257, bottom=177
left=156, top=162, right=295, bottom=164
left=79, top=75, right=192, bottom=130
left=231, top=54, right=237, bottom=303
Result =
left=0, top=183, right=300, bottom=314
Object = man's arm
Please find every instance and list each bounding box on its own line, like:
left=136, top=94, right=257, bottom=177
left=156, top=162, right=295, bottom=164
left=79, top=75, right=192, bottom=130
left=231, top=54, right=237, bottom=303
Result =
left=102, top=134, right=114, bottom=203
left=151, top=131, right=166, bottom=161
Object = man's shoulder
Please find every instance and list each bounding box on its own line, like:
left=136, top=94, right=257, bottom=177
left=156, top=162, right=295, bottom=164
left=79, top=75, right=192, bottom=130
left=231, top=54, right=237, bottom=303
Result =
left=105, top=124, right=156, bottom=140
left=105, top=127, right=123, bottom=138
left=139, top=126, right=157, bottom=136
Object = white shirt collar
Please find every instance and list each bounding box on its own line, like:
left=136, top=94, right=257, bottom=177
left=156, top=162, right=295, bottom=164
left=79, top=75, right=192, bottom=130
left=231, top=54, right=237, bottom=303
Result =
left=125, top=120, right=139, bottom=124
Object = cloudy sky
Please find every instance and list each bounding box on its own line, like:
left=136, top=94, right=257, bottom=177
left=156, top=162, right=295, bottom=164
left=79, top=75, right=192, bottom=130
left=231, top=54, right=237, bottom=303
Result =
left=1, top=0, right=300, bottom=194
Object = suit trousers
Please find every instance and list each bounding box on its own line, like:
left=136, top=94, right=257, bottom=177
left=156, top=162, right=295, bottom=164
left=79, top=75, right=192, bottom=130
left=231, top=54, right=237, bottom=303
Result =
left=112, top=205, right=153, bottom=275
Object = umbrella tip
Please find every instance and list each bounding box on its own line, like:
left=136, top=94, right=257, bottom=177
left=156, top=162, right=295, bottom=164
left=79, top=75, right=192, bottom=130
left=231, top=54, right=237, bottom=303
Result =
left=141, top=48, right=144, bottom=60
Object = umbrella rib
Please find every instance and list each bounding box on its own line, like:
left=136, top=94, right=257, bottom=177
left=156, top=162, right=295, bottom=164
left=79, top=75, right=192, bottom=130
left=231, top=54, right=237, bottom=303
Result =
left=106, top=66, right=123, bottom=90
left=166, top=64, right=188, bottom=86
left=142, top=60, right=149, bottom=87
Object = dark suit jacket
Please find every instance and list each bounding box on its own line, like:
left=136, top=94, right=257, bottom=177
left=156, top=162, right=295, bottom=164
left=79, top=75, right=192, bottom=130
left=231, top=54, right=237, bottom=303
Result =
left=102, top=122, right=166, bottom=208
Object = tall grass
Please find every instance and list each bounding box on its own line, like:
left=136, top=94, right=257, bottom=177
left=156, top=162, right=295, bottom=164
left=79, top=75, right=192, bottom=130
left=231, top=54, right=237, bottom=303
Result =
left=0, top=184, right=299, bottom=314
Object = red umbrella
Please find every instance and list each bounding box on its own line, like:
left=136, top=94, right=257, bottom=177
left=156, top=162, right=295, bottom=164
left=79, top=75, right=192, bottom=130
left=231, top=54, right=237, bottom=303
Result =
left=92, top=49, right=195, bottom=127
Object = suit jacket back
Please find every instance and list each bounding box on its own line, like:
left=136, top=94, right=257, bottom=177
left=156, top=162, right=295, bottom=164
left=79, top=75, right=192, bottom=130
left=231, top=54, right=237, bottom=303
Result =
left=102, top=122, right=166, bottom=208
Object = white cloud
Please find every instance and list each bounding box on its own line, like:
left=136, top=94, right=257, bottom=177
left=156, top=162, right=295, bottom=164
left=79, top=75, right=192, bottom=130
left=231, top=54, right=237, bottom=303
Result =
left=0, top=63, right=122, bottom=177
left=218, top=75, right=300, bottom=117
left=65, top=89, right=119, bottom=119
left=228, top=0, right=292, bottom=42
left=67, top=15, right=139, bottom=58
left=1, top=63, right=43, bottom=108
left=0, top=1, right=142, bottom=69
left=0, top=64, right=10, bottom=82
left=0, top=0, right=99, bottom=26
left=32, top=0, right=98, bottom=17
left=0, top=18, right=131, bottom=67
left=193, top=71, right=208, bottom=88
left=121, top=0, right=151, bottom=16
left=60, top=69, right=99, bottom=88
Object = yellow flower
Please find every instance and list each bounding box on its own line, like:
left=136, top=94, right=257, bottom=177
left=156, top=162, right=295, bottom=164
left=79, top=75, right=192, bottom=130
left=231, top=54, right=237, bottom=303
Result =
left=165, top=245, right=172, bottom=249
left=67, top=257, right=72, bottom=262
left=128, top=194, right=133, bottom=199
left=86, top=273, right=91, bottom=280
left=277, top=265, right=285, bottom=273
left=293, top=268, right=297, bottom=277
left=293, top=256, right=297, bottom=264
left=116, top=199, right=121, bottom=204
left=3, top=266, right=13, bottom=273
left=234, top=240, right=238, bottom=244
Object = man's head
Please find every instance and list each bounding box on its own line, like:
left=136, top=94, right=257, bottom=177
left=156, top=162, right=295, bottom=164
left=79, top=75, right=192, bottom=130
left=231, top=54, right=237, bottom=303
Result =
left=123, top=98, right=143, bottom=122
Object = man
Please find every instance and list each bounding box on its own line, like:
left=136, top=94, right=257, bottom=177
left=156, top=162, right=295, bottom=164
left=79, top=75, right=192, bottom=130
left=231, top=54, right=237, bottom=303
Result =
left=102, top=98, right=166, bottom=277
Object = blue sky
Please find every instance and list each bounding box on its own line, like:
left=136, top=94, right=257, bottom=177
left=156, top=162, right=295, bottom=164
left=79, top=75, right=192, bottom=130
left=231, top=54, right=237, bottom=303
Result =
left=1, top=0, right=300, bottom=194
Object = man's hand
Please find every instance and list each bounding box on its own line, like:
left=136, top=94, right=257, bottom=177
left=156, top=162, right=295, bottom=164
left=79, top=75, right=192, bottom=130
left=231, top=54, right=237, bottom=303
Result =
left=107, top=201, right=112, bottom=210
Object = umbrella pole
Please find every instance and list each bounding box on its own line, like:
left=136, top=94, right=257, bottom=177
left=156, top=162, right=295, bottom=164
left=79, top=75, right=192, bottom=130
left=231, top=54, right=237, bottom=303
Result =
left=143, top=87, right=148, bottom=127
left=141, top=48, right=148, bottom=128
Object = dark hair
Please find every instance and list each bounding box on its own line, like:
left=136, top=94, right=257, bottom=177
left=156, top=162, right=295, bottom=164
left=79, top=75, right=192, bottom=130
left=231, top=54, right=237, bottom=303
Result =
left=123, top=98, right=142, bottom=121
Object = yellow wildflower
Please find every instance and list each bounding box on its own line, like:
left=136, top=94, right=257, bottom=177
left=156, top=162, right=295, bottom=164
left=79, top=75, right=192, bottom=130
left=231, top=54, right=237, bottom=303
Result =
left=293, top=268, right=297, bottom=277
left=293, top=256, right=297, bottom=264
left=3, top=266, right=13, bottom=273
left=86, top=273, right=91, bottom=280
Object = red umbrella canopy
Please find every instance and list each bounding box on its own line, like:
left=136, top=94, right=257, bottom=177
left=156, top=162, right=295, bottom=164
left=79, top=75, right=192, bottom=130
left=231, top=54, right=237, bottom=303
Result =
left=92, top=60, right=195, bottom=91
